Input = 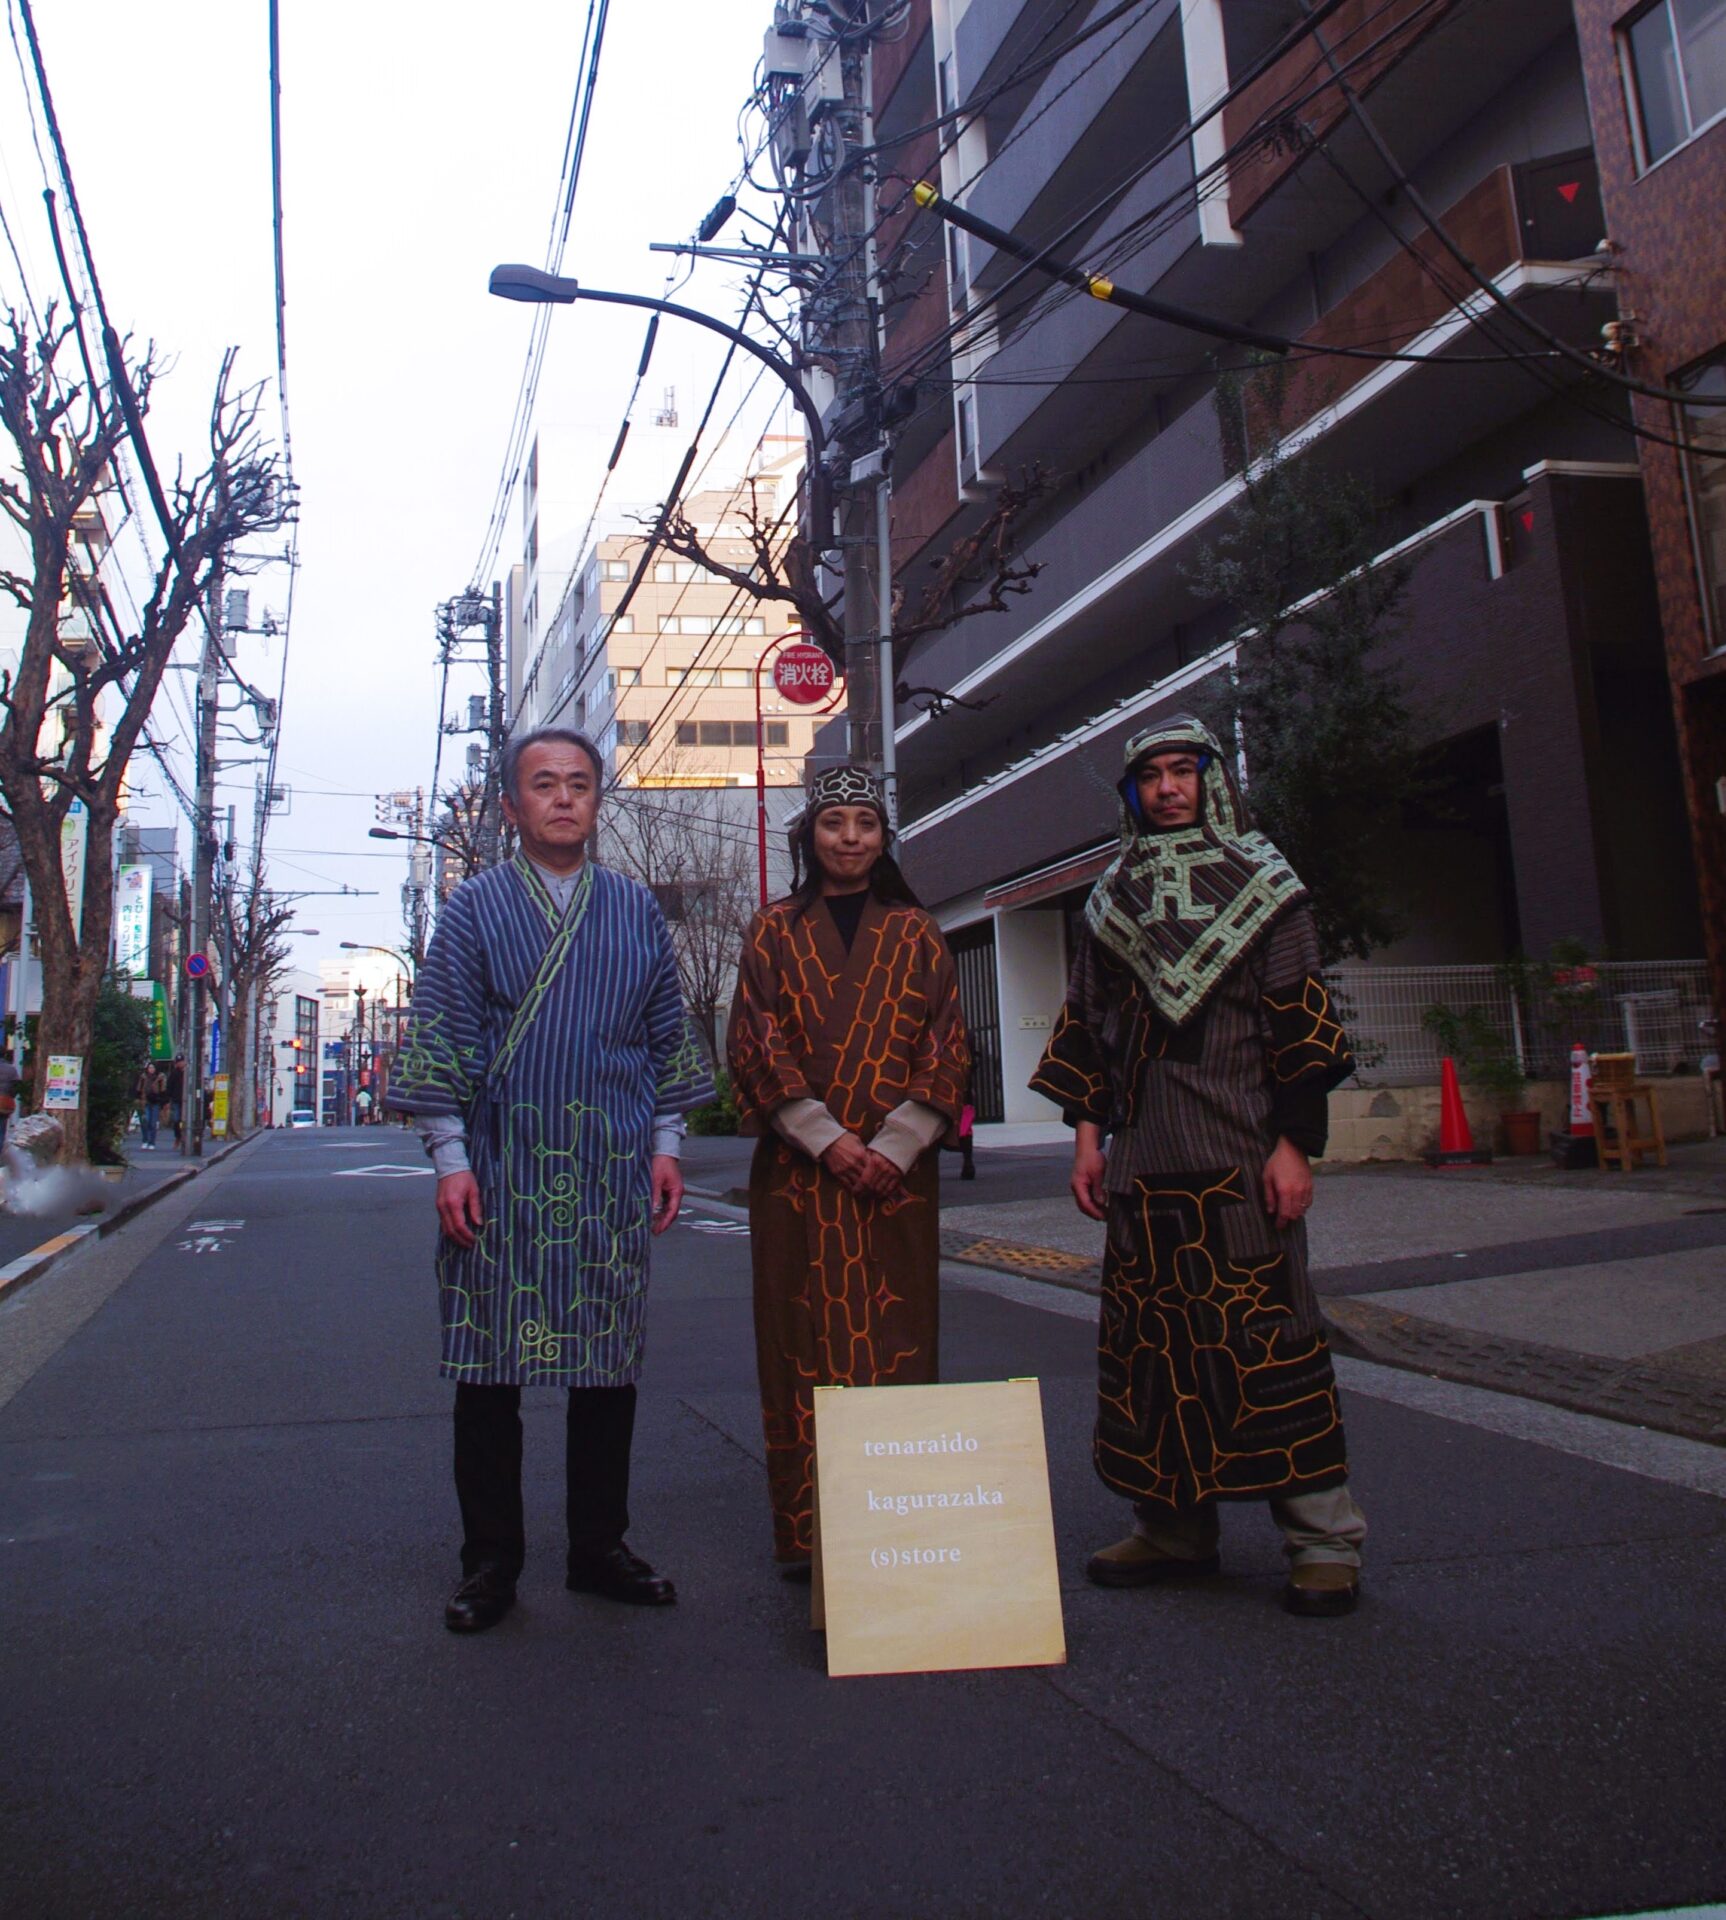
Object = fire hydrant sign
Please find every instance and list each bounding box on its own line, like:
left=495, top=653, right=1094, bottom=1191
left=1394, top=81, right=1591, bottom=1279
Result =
left=811, top=1379, right=1066, bottom=1678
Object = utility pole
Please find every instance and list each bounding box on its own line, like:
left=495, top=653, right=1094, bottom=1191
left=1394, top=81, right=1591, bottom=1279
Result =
left=829, top=13, right=882, bottom=777
left=187, top=563, right=223, bottom=1159
left=484, top=581, right=506, bottom=865
left=435, top=587, right=506, bottom=868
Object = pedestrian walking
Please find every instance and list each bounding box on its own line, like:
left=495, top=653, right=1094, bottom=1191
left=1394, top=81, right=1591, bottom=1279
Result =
left=1030, top=716, right=1367, bottom=1617
left=137, top=1064, right=165, bottom=1147
left=164, top=1055, right=185, bottom=1148
left=388, top=728, right=713, bottom=1634
left=353, top=1087, right=373, bottom=1126
left=727, top=765, right=969, bottom=1576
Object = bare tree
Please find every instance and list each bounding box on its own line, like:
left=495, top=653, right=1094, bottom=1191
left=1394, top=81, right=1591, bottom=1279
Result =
left=0, top=310, right=277, bottom=1158
left=653, top=468, right=1052, bottom=709
left=600, top=783, right=757, bottom=1064
left=219, top=862, right=296, bottom=1136
left=431, top=778, right=490, bottom=901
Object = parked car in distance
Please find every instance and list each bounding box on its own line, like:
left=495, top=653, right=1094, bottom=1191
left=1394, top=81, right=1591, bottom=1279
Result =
left=288, top=1109, right=317, bottom=1129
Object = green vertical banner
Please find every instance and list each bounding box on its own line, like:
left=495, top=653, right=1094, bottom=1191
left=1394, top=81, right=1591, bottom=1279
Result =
left=147, top=981, right=172, bottom=1061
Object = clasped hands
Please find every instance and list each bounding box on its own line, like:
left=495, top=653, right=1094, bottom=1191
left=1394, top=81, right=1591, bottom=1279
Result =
left=820, top=1129, right=905, bottom=1200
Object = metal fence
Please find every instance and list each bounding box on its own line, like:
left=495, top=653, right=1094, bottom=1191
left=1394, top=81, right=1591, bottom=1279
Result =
left=1328, top=961, right=1716, bottom=1086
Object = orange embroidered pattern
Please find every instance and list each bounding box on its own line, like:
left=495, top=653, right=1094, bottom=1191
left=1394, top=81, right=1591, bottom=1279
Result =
left=1097, top=1172, right=1348, bottom=1509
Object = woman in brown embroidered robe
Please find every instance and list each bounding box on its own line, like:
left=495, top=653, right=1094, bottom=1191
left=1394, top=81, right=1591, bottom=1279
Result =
left=1031, top=716, right=1367, bottom=1616
left=727, top=765, right=969, bottom=1568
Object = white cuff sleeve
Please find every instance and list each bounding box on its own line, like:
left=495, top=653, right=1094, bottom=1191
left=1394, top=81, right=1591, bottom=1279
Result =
left=869, top=1100, right=949, bottom=1174
left=770, top=1096, right=848, bottom=1162
left=420, top=1112, right=470, bottom=1180
left=652, top=1113, right=686, bottom=1158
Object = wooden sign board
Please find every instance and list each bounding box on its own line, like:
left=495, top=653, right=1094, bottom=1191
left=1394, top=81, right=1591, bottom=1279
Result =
left=812, top=1379, right=1066, bottom=1678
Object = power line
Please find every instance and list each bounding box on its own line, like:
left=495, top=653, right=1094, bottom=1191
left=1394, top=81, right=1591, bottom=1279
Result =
left=465, top=0, right=613, bottom=595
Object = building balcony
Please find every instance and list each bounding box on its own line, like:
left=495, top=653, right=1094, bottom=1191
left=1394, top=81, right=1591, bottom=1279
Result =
left=1246, top=151, right=1604, bottom=453
left=962, top=0, right=1186, bottom=300
left=895, top=174, right=1619, bottom=796
left=1222, top=0, right=1576, bottom=239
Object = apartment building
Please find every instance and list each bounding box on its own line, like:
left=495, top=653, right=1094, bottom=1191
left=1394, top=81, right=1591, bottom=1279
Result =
left=514, top=444, right=824, bottom=791
left=849, top=0, right=1710, bottom=1119
left=1572, top=0, right=1726, bottom=1021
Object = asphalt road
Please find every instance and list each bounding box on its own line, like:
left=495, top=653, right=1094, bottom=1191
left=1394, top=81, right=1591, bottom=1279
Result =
left=3, top=1128, right=1723, bottom=1919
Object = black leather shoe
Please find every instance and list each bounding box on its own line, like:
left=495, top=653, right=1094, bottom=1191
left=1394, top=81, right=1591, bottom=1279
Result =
left=565, top=1544, right=676, bottom=1606
left=444, top=1563, right=517, bottom=1634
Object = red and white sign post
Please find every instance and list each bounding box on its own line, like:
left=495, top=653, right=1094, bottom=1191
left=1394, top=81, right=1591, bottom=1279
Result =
left=756, top=634, right=843, bottom=904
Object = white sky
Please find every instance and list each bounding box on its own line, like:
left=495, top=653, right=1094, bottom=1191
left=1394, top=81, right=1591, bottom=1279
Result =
left=0, top=0, right=783, bottom=975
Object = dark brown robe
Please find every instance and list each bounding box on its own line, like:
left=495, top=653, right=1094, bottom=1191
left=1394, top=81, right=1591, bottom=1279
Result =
left=727, top=894, right=969, bottom=1561
left=1031, top=906, right=1355, bottom=1513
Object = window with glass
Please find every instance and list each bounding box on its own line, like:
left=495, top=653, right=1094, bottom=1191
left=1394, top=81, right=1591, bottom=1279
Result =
left=667, top=667, right=718, bottom=687
left=616, top=719, right=651, bottom=747
left=604, top=560, right=630, bottom=581
left=1680, top=353, right=1726, bottom=649
left=1623, top=0, right=1726, bottom=164
left=610, top=613, right=634, bottom=633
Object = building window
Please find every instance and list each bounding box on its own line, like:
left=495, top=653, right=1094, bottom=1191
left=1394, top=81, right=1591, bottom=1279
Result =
left=617, top=719, right=651, bottom=747
left=617, top=667, right=641, bottom=686
left=604, top=560, right=630, bottom=581
left=674, top=719, right=762, bottom=747
left=746, top=616, right=766, bottom=635
left=678, top=616, right=714, bottom=635
left=1623, top=0, right=1726, bottom=166
left=667, top=666, right=718, bottom=687
left=719, top=668, right=751, bottom=688
left=610, top=613, right=634, bottom=634
left=957, top=389, right=977, bottom=473
left=765, top=720, right=789, bottom=747
left=1679, top=352, right=1726, bottom=649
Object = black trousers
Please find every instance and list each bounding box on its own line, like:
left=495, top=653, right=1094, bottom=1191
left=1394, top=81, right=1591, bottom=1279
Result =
left=452, top=1382, right=636, bottom=1580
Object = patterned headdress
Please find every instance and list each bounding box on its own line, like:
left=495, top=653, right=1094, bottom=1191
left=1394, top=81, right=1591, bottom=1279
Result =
left=804, top=763, right=888, bottom=822
left=1083, top=714, right=1306, bottom=1027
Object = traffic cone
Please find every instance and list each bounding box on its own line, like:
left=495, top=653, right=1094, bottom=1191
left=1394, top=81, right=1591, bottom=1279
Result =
left=1425, top=1056, right=1492, bottom=1166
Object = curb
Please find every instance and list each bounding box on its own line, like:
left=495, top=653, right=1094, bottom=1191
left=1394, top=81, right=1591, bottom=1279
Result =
left=0, top=1132, right=256, bottom=1307
left=939, top=1226, right=1726, bottom=1450
left=1322, top=1297, right=1726, bottom=1447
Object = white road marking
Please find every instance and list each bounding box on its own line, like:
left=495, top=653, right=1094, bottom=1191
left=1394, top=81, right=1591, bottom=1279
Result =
left=940, top=1259, right=1726, bottom=1502
left=178, top=1219, right=245, bottom=1255
left=331, top=1165, right=435, bottom=1179
left=681, top=1216, right=749, bottom=1236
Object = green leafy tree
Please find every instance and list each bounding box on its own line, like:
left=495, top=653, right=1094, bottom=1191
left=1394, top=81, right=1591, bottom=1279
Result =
left=87, top=975, right=152, bottom=1165
left=1186, top=362, right=1418, bottom=962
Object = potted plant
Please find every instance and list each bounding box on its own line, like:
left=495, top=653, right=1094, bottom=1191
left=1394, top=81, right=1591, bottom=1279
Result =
left=1420, top=1002, right=1541, bottom=1155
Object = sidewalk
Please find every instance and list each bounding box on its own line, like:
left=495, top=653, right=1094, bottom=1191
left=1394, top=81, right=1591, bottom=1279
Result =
left=934, top=1136, right=1726, bottom=1444
left=0, top=1137, right=250, bottom=1297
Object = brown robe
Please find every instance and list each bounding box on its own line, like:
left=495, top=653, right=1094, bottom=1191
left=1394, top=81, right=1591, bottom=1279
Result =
left=727, top=894, right=969, bottom=1561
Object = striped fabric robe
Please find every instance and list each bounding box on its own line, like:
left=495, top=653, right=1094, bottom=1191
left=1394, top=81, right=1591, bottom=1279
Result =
left=1032, top=906, right=1356, bottom=1511
left=388, top=856, right=713, bottom=1387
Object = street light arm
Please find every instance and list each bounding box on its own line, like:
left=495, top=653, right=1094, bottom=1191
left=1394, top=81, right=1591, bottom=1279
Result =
left=487, top=266, right=832, bottom=552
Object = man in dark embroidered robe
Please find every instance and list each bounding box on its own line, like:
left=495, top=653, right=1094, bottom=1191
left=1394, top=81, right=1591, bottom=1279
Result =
left=388, top=728, right=713, bottom=1632
left=1031, top=716, right=1367, bottom=1617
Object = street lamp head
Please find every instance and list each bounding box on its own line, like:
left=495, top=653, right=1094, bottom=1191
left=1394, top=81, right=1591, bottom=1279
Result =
left=367, top=827, right=400, bottom=840
left=489, top=263, right=579, bottom=305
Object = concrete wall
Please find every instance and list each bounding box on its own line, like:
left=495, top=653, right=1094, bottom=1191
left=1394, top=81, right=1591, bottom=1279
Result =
left=1323, top=1074, right=1715, bottom=1163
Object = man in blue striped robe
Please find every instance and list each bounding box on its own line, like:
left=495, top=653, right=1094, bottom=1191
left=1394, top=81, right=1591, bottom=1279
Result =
left=388, top=728, right=714, bottom=1633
